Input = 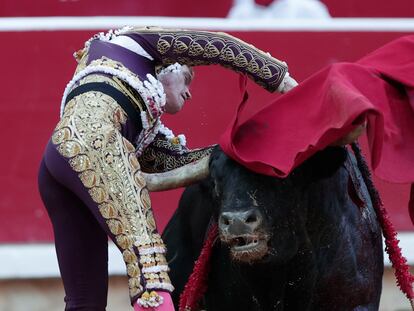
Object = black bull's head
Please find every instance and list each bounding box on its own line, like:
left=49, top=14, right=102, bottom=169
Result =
left=147, top=145, right=349, bottom=264
left=208, top=146, right=347, bottom=264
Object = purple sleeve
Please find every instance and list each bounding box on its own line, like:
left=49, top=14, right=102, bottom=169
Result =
left=125, top=27, right=288, bottom=92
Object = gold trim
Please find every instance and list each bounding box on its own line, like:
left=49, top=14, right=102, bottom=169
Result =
left=53, top=90, right=172, bottom=300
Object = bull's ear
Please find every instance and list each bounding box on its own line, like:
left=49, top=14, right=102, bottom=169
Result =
left=208, top=145, right=229, bottom=180
left=292, top=146, right=348, bottom=183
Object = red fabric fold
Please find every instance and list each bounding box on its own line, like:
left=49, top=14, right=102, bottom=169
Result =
left=220, top=35, right=414, bottom=223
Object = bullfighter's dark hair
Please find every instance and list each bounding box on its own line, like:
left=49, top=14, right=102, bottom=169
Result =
left=351, top=142, right=414, bottom=308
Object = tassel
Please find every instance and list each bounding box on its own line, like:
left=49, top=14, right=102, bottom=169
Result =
left=351, top=143, right=414, bottom=310
left=179, top=223, right=218, bottom=311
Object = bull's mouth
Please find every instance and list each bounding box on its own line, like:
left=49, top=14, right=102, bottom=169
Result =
left=223, top=234, right=269, bottom=263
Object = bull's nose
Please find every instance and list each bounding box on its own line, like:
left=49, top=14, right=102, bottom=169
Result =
left=219, top=209, right=262, bottom=235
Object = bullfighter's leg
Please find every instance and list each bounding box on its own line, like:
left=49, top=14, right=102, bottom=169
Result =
left=38, top=158, right=109, bottom=311
left=45, top=92, right=173, bottom=306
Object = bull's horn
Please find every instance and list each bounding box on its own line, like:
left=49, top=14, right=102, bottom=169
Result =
left=142, top=155, right=210, bottom=192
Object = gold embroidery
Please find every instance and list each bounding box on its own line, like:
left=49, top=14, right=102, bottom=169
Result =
left=129, top=277, right=143, bottom=296
left=123, top=250, right=138, bottom=263
left=127, top=263, right=140, bottom=277
left=260, top=65, right=272, bottom=79
left=188, top=42, right=204, bottom=56
left=69, top=155, right=92, bottom=172
left=74, top=50, right=89, bottom=75
left=134, top=29, right=288, bottom=91
left=89, top=187, right=107, bottom=204
left=129, top=154, right=140, bottom=170
left=57, top=140, right=82, bottom=158
left=134, top=172, right=146, bottom=188
left=203, top=43, right=221, bottom=58
left=247, top=59, right=259, bottom=74
left=123, top=137, right=136, bottom=152
left=107, top=218, right=125, bottom=235
left=220, top=46, right=236, bottom=62
left=234, top=53, right=248, bottom=68
left=53, top=91, right=172, bottom=300
left=138, top=135, right=213, bottom=173
left=52, top=127, right=72, bottom=144
left=157, top=39, right=171, bottom=55
left=79, top=170, right=98, bottom=188
left=75, top=66, right=155, bottom=126
left=145, top=210, right=157, bottom=231
left=99, top=202, right=118, bottom=219
left=156, top=256, right=168, bottom=266
left=140, top=188, right=151, bottom=209
left=173, top=39, right=188, bottom=54
left=144, top=273, right=160, bottom=280
left=117, top=234, right=134, bottom=250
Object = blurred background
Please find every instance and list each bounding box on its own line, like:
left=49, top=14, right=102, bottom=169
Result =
left=0, top=0, right=413, bottom=310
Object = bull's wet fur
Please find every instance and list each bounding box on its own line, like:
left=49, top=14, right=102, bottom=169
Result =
left=163, top=146, right=383, bottom=311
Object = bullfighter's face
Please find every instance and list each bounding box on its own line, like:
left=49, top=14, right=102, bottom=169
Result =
left=159, top=65, right=193, bottom=114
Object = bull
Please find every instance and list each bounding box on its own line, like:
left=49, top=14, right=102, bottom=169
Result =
left=157, top=145, right=383, bottom=311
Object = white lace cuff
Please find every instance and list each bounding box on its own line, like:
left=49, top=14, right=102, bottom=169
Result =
left=277, top=72, right=298, bottom=93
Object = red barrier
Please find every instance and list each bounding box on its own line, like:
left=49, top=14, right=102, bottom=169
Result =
left=1, top=0, right=414, bottom=17
left=0, top=30, right=412, bottom=242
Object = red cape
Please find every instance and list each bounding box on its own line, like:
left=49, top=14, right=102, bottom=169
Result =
left=219, top=35, right=414, bottom=223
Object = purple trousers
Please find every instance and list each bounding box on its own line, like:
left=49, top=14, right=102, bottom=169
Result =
left=39, top=140, right=111, bottom=310
left=38, top=85, right=176, bottom=310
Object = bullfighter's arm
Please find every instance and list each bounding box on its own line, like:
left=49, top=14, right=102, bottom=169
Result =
left=137, top=130, right=214, bottom=174
left=122, top=27, right=295, bottom=93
